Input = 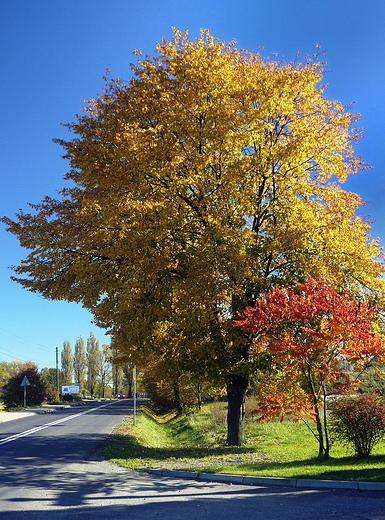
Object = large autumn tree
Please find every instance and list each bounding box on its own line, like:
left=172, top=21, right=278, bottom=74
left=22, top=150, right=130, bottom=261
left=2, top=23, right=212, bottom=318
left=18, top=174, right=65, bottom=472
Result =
left=2, top=29, right=384, bottom=444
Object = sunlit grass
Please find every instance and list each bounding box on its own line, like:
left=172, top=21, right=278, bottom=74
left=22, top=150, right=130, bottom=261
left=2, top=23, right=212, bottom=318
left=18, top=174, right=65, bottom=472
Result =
left=100, top=401, right=385, bottom=481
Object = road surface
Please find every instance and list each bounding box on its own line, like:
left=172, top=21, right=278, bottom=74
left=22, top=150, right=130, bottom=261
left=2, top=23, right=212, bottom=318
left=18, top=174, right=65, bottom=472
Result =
left=0, top=400, right=385, bottom=519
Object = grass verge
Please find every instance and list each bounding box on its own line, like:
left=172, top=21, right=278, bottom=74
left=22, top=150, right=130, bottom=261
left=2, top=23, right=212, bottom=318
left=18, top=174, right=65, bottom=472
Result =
left=100, top=401, right=385, bottom=481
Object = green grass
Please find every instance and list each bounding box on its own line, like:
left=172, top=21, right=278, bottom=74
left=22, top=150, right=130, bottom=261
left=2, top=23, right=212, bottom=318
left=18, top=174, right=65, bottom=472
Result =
left=100, top=401, right=385, bottom=481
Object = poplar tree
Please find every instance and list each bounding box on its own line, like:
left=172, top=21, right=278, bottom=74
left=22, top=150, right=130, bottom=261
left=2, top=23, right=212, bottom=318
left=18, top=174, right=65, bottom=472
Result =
left=87, top=332, right=100, bottom=396
left=74, top=335, right=87, bottom=395
left=61, top=340, right=74, bottom=385
left=99, top=344, right=112, bottom=398
left=112, top=364, right=124, bottom=396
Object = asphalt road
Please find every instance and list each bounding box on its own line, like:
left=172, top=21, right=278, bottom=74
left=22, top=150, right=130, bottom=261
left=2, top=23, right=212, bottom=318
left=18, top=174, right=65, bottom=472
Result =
left=1, top=400, right=385, bottom=519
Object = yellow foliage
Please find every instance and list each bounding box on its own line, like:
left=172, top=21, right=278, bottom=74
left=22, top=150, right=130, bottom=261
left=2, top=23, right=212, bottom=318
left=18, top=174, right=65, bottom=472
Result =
left=2, top=29, right=384, bottom=388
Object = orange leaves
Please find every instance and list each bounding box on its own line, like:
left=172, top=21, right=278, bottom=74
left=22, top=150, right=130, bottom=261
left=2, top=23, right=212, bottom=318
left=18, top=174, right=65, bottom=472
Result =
left=238, top=278, right=382, bottom=357
left=235, top=278, right=385, bottom=422
left=251, top=390, right=317, bottom=424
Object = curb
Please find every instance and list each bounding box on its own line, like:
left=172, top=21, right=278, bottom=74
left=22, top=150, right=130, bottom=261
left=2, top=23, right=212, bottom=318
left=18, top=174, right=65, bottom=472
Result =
left=0, top=401, right=91, bottom=423
left=0, top=411, right=37, bottom=423
left=146, top=468, right=385, bottom=492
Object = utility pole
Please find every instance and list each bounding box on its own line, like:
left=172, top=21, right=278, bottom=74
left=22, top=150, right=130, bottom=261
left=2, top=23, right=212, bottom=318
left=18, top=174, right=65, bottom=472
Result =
left=56, top=346, right=59, bottom=393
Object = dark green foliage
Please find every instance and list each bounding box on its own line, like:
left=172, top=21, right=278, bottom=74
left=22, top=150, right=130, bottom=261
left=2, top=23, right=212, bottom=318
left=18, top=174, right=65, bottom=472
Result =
left=61, top=393, right=74, bottom=402
left=40, top=366, right=62, bottom=390
left=3, top=364, right=47, bottom=409
left=329, top=395, right=385, bottom=457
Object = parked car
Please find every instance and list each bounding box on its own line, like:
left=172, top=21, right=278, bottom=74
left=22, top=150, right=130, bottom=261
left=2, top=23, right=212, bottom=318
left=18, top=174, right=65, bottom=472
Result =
left=117, top=393, right=125, bottom=399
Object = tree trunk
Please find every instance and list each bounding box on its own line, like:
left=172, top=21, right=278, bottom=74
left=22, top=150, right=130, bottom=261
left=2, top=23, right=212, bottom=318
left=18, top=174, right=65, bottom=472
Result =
left=314, top=402, right=325, bottom=458
left=226, top=373, right=249, bottom=445
left=322, top=385, right=330, bottom=459
left=197, top=382, right=203, bottom=410
left=306, top=368, right=327, bottom=459
left=173, top=380, right=182, bottom=414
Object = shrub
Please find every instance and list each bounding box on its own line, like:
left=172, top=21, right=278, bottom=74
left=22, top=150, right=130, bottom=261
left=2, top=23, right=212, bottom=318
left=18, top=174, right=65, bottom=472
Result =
left=3, top=363, right=47, bottom=409
left=329, top=395, right=385, bottom=457
left=61, top=393, right=74, bottom=402
left=47, top=388, right=60, bottom=404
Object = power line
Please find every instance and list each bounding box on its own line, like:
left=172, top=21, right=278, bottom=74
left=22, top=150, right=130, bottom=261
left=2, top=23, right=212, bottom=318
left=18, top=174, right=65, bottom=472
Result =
left=0, top=345, right=22, bottom=358
left=0, top=344, right=55, bottom=367
left=0, top=327, right=51, bottom=352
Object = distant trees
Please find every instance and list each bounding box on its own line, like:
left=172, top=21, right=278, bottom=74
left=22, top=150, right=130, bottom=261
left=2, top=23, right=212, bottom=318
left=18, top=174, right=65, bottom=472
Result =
left=74, top=335, right=87, bottom=395
left=99, top=344, right=112, bottom=398
left=57, top=332, right=114, bottom=397
left=112, top=364, right=124, bottom=395
left=40, top=367, right=61, bottom=389
left=87, top=332, right=101, bottom=396
left=0, top=360, right=24, bottom=396
left=110, top=341, right=124, bottom=395
left=48, top=333, right=114, bottom=398
left=0, top=333, right=116, bottom=405
left=61, top=340, right=74, bottom=384
left=40, top=366, right=61, bottom=403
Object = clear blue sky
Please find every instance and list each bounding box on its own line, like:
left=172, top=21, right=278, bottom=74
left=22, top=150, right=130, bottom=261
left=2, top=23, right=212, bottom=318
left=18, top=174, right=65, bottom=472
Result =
left=1, top=0, right=384, bottom=369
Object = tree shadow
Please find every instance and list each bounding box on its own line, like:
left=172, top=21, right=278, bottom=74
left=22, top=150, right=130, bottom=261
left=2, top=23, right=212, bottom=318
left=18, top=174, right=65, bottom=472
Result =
left=102, top=425, right=385, bottom=483
left=1, top=455, right=384, bottom=520
left=1, top=423, right=384, bottom=518
left=231, top=454, right=385, bottom=482
left=102, top=431, right=267, bottom=468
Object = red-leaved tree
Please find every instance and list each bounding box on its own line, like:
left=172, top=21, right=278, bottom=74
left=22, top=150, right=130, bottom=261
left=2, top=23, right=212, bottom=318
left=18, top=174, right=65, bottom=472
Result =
left=234, top=278, right=385, bottom=458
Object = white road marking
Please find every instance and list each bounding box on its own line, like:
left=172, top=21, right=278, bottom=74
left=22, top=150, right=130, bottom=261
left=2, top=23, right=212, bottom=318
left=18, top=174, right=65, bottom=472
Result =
left=0, top=400, right=118, bottom=446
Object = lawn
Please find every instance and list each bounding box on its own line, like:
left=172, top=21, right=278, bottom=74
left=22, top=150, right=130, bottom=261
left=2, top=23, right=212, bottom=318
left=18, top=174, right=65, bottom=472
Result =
left=100, top=400, right=385, bottom=481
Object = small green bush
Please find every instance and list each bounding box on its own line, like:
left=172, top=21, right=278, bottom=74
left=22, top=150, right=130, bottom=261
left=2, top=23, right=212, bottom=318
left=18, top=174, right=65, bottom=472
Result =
left=329, top=395, right=385, bottom=457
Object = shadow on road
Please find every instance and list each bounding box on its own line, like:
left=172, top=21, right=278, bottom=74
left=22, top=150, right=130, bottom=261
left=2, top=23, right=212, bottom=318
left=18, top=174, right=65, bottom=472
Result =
left=0, top=457, right=383, bottom=520
left=0, top=400, right=384, bottom=519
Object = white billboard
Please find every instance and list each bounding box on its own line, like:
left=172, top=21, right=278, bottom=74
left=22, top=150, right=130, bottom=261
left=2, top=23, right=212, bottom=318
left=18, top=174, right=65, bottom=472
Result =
left=61, top=385, right=80, bottom=394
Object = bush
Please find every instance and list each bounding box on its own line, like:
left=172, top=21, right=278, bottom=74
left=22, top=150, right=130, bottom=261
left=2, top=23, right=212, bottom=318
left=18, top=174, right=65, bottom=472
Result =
left=61, top=393, right=74, bottom=402
left=47, top=388, right=60, bottom=404
left=329, top=395, right=385, bottom=457
left=3, top=364, right=47, bottom=409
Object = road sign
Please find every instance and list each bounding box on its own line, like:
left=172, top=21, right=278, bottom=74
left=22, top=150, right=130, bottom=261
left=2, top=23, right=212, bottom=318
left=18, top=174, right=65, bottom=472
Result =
left=20, top=376, right=30, bottom=407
